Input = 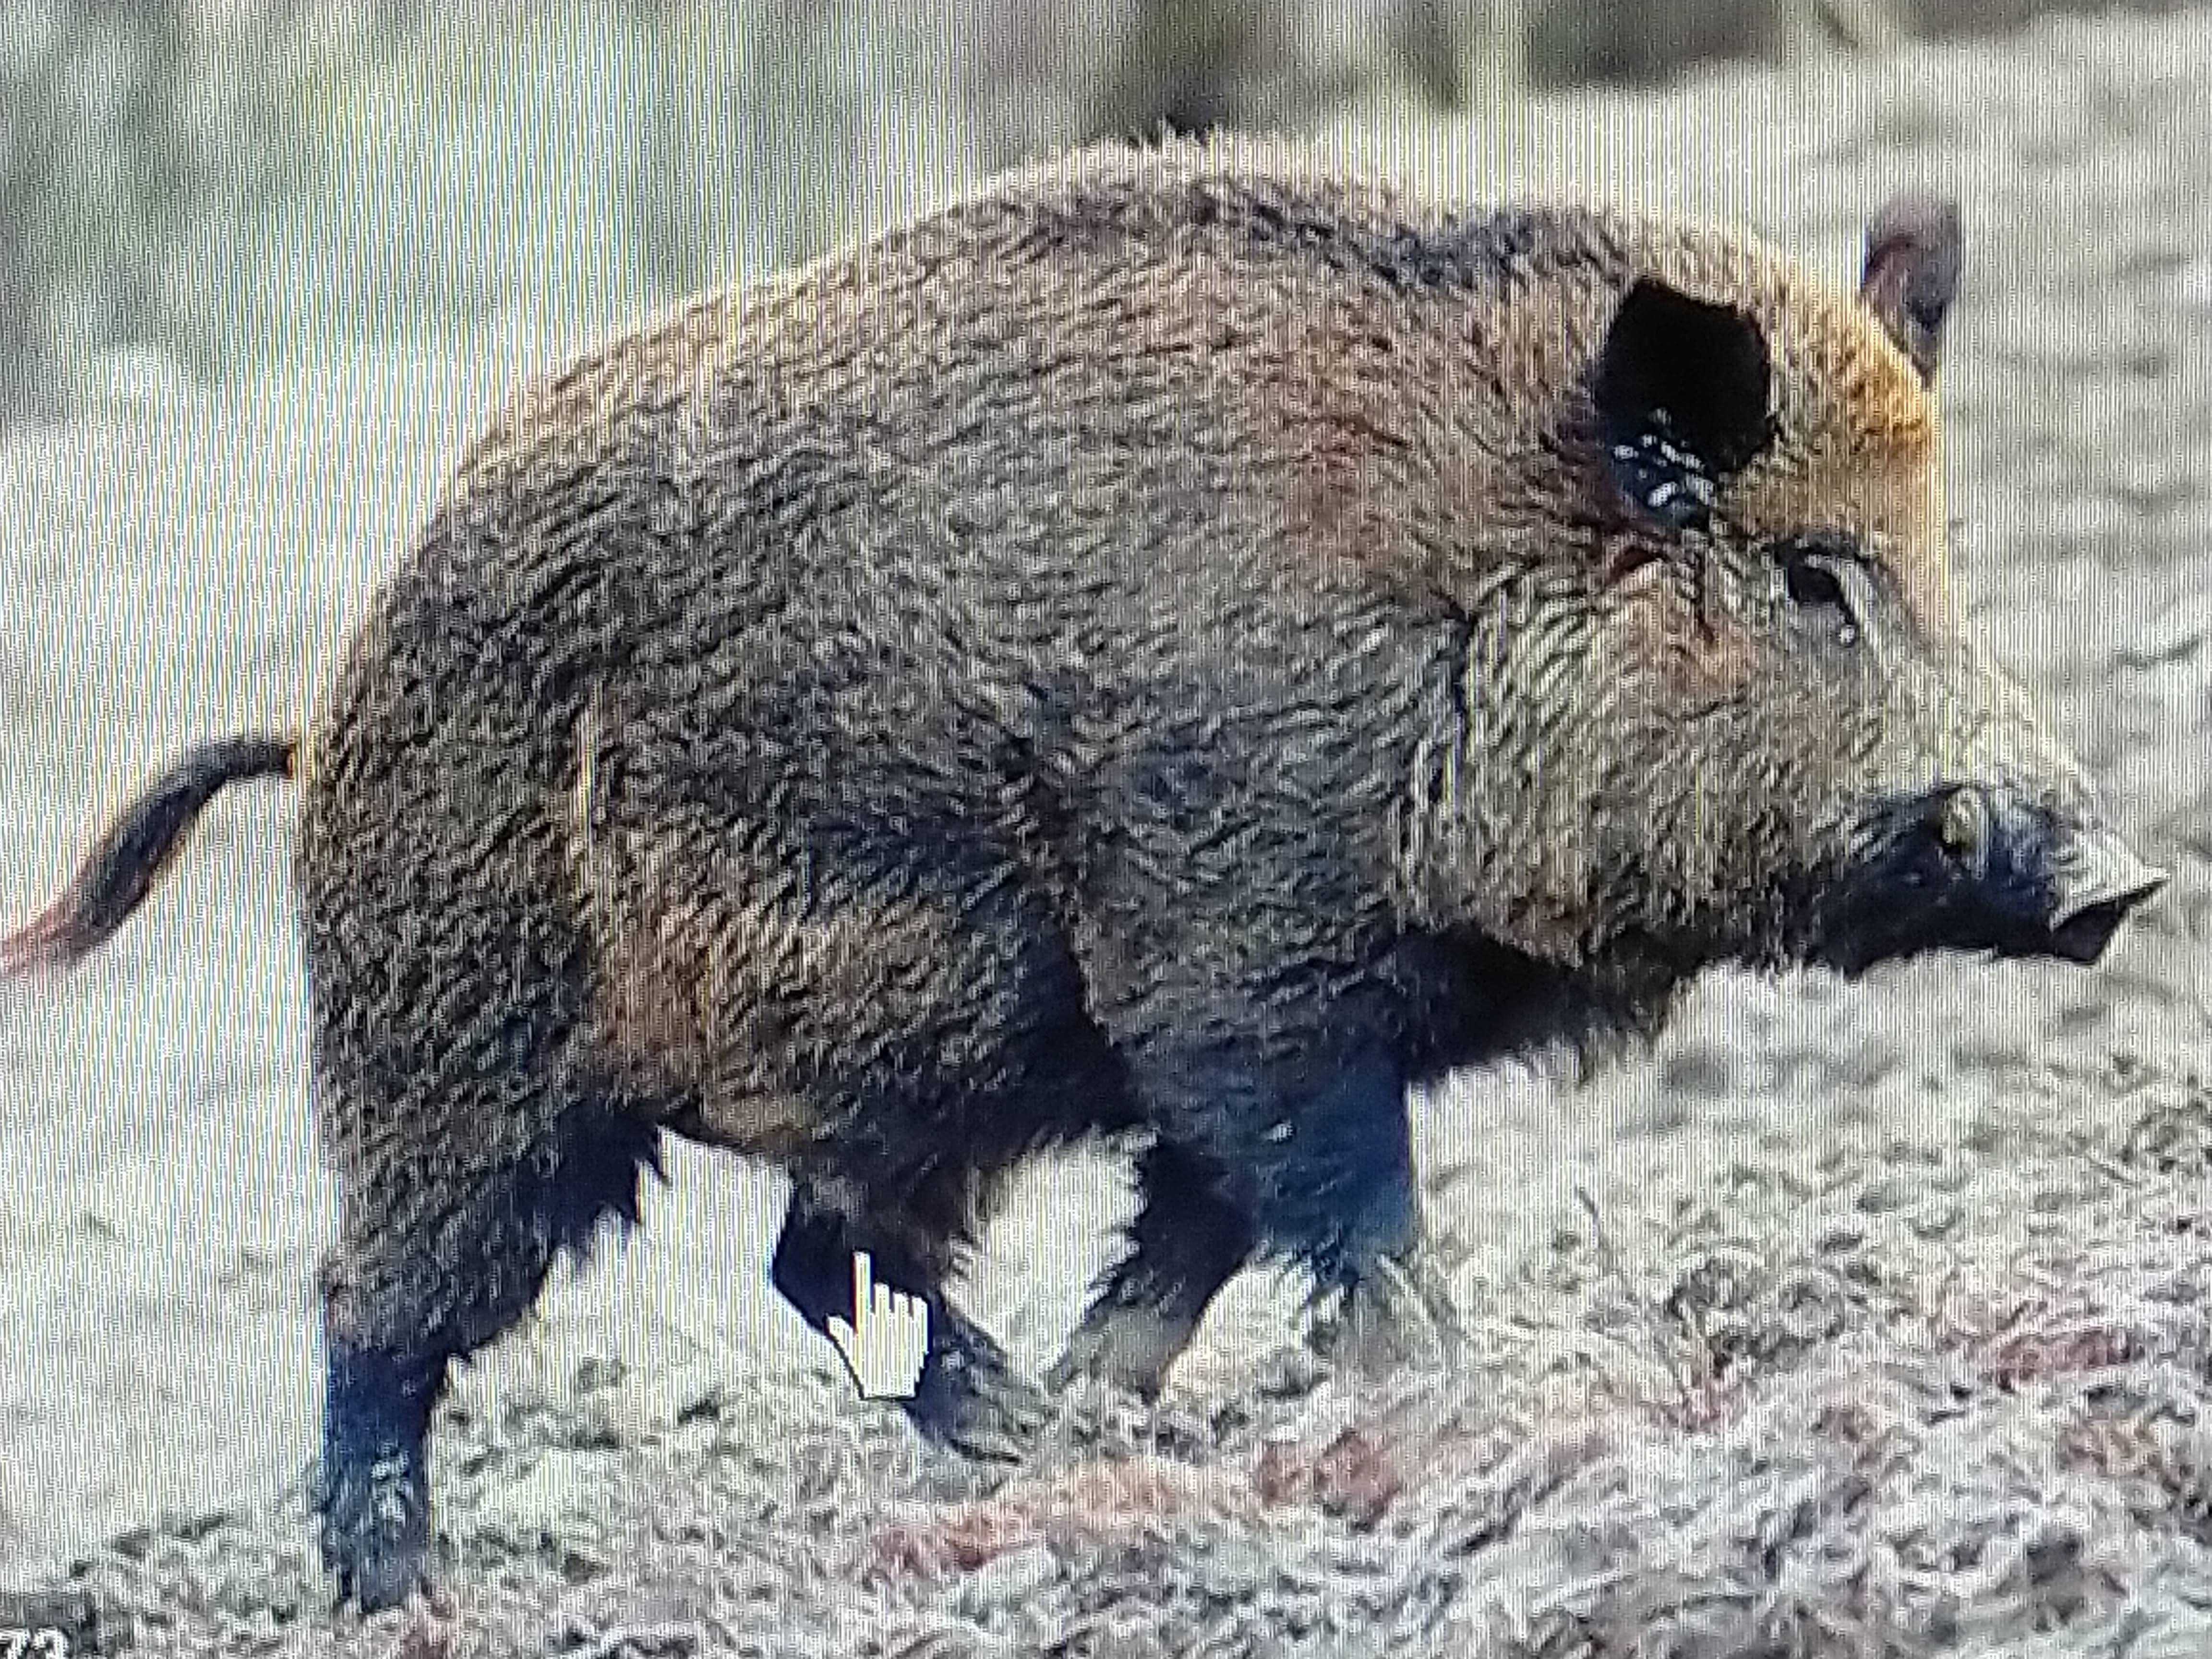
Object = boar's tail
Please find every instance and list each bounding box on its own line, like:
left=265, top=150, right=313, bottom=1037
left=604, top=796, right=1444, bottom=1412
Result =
left=0, top=732, right=298, bottom=976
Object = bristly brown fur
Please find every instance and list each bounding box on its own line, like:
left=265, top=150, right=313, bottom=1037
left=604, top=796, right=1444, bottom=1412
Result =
left=0, top=134, right=2152, bottom=1613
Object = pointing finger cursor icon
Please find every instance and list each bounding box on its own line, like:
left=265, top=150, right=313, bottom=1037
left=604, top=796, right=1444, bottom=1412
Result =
left=826, top=1250, right=929, bottom=1400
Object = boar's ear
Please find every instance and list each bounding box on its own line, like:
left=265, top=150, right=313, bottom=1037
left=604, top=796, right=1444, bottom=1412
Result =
left=1590, top=278, right=1773, bottom=533
left=1859, top=190, right=1962, bottom=384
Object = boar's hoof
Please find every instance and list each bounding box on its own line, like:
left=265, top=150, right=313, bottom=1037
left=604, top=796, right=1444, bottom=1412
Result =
left=1044, top=1301, right=1205, bottom=1399
left=315, top=1339, right=443, bottom=1614
left=315, top=1443, right=433, bottom=1616
left=908, top=1317, right=1052, bottom=1466
left=1309, top=1252, right=1467, bottom=1381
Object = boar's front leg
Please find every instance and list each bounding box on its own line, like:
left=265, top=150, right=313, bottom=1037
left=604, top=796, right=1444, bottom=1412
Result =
left=1073, top=948, right=1466, bottom=1393
left=1208, top=1036, right=1465, bottom=1379
left=1046, top=1134, right=1258, bottom=1396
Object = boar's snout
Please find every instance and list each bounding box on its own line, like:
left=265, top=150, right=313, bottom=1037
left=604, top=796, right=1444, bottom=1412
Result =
left=1819, top=785, right=2166, bottom=974
left=2016, top=803, right=2168, bottom=965
left=1924, top=785, right=2162, bottom=964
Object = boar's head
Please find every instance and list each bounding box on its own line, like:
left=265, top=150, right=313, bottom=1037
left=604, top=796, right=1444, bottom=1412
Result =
left=1430, top=191, right=2164, bottom=985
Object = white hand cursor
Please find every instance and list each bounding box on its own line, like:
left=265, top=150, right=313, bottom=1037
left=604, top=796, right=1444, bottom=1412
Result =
left=826, top=1251, right=929, bottom=1400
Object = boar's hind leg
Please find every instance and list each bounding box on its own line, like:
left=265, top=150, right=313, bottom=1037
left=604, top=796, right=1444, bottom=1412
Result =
left=769, top=1171, right=1049, bottom=1464
left=313, top=1065, right=668, bottom=1613
left=1044, top=1136, right=1256, bottom=1397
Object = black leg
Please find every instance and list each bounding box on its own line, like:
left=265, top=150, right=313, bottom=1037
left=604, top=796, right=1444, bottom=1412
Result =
left=314, top=1096, right=666, bottom=1612
left=1125, top=1026, right=1462, bottom=1380
left=1047, top=1136, right=1256, bottom=1396
left=769, top=1176, right=1048, bottom=1463
left=315, top=1334, right=446, bottom=1613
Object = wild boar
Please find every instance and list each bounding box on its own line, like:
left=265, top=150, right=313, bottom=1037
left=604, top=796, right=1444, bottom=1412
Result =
left=0, top=138, right=2163, bottom=1612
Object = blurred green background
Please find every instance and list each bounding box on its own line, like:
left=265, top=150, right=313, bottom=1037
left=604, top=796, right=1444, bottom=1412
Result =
left=0, top=0, right=2200, bottom=433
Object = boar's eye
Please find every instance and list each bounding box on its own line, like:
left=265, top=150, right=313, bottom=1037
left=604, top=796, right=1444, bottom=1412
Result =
left=1779, top=540, right=1866, bottom=649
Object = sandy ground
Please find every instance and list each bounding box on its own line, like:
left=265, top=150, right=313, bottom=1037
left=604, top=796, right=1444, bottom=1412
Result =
left=2, top=8, right=2212, bottom=1655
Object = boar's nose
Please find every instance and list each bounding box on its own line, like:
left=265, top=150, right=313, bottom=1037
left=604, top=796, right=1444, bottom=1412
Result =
left=2043, top=822, right=2168, bottom=963
left=1938, top=786, right=2167, bottom=965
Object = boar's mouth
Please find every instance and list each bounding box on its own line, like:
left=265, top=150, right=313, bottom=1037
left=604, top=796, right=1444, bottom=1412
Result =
left=1804, top=785, right=2166, bottom=977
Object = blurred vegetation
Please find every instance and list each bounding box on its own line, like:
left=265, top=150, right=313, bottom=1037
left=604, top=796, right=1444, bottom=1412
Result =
left=0, top=1, right=198, bottom=424
left=1069, top=0, right=1471, bottom=146
left=0, top=0, right=2202, bottom=433
left=1523, top=0, right=2203, bottom=83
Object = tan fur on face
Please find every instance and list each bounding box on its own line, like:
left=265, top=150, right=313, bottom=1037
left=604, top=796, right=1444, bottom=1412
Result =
left=1720, top=280, right=1950, bottom=627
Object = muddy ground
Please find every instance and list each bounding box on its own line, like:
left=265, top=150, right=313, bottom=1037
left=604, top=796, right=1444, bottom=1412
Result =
left=2, top=8, right=2211, bottom=1656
